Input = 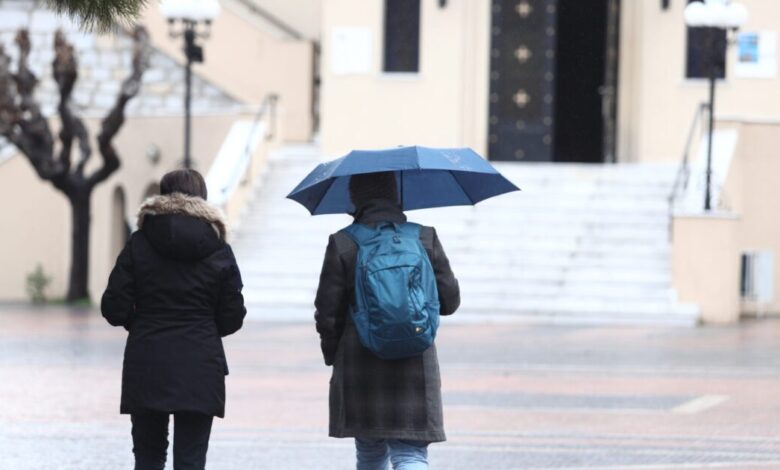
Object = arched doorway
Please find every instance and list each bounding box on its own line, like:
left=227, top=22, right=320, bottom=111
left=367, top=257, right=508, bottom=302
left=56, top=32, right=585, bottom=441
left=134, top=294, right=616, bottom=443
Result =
left=110, top=186, right=129, bottom=261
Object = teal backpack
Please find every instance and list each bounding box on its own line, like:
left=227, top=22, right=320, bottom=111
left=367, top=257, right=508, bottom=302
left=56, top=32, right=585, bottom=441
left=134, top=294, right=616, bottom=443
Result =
left=342, top=222, right=440, bottom=360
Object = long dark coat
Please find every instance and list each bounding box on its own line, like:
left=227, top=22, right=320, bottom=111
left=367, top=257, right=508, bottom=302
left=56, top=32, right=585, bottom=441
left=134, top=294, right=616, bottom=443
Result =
left=314, top=199, right=461, bottom=442
left=101, top=193, right=246, bottom=418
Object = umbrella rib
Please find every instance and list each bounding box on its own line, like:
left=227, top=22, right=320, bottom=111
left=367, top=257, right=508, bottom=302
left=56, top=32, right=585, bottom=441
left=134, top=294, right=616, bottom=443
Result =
left=400, top=170, right=404, bottom=210
left=311, top=177, right=340, bottom=215
left=448, top=170, right=476, bottom=205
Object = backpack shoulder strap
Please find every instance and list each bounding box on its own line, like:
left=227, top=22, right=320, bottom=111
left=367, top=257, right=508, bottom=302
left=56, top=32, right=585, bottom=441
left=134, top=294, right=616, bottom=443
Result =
left=341, top=223, right=376, bottom=246
left=398, top=222, right=423, bottom=238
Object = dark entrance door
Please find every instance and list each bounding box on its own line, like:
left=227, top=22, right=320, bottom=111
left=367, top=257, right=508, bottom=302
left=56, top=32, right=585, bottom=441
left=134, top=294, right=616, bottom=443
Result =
left=554, top=0, right=613, bottom=163
left=487, top=0, right=619, bottom=163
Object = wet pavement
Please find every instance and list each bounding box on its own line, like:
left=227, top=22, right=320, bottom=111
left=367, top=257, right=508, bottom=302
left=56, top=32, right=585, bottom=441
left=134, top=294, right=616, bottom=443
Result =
left=1, top=305, right=779, bottom=469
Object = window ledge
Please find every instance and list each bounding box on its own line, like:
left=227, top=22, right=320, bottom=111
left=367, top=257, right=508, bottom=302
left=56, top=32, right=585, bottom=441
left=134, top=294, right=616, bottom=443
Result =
left=378, top=72, right=422, bottom=81
left=680, top=78, right=730, bottom=87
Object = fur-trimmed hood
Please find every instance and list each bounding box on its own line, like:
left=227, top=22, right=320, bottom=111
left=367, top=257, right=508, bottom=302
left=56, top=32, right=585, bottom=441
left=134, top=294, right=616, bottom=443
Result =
left=136, top=193, right=227, bottom=261
left=137, top=192, right=227, bottom=240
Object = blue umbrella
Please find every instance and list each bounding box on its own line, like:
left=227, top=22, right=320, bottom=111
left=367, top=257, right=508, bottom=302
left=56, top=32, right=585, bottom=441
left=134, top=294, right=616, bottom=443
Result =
left=287, top=146, right=520, bottom=215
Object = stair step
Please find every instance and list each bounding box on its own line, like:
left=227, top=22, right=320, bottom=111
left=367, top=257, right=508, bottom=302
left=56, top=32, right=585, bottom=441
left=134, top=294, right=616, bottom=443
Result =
left=234, top=239, right=671, bottom=258
left=234, top=251, right=671, bottom=271
left=241, top=301, right=699, bottom=327
left=240, top=282, right=675, bottom=303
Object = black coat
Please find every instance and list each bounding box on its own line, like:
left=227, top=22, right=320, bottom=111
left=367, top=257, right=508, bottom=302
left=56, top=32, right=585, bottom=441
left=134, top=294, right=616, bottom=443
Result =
left=314, top=199, right=461, bottom=442
left=101, top=193, right=246, bottom=418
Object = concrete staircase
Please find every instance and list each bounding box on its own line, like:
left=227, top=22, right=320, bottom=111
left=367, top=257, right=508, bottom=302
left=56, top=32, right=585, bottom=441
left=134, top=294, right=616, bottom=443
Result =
left=231, top=144, right=699, bottom=325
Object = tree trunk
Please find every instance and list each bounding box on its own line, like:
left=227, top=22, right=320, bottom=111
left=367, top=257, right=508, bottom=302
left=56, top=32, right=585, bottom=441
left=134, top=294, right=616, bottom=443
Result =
left=66, top=192, right=91, bottom=302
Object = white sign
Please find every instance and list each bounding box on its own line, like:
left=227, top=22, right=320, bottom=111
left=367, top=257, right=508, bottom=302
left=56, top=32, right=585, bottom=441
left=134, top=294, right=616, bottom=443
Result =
left=330, top=27, right=372, bottom=75
left=735, top=31, right=778, bottom=78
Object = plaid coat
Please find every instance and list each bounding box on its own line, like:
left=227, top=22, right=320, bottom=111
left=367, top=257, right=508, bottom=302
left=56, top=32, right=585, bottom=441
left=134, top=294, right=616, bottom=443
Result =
left=314, top=200, right=460, bottom=442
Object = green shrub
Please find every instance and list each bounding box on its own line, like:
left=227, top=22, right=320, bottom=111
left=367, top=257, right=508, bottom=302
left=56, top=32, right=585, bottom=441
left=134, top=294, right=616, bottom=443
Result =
left=26, top=264, right=52, bottom=304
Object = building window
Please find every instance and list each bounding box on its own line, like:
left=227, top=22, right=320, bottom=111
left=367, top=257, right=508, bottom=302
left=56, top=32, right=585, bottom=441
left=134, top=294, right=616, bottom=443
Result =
left=383, top=0, right=421, bottom=73
left=685, top=0, right=727, bottom=79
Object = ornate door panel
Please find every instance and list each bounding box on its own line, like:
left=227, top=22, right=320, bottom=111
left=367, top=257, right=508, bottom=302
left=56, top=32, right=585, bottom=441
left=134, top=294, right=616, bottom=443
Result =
left=488, top=0, right=557, bottom=162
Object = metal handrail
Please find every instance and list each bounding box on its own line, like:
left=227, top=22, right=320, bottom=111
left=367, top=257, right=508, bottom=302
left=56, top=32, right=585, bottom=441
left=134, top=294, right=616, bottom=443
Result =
left=668, top=101, right=710, bottom=220
left=232, top=0, right=305, bottom=40
left=240, top=93, right=278, bottom=187
left=216, top=94, right=278, bottom=199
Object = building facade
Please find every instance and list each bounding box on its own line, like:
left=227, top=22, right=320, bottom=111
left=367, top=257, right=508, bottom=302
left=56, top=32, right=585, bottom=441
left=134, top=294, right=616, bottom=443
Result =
left=319, top=0, right=780, bottom=164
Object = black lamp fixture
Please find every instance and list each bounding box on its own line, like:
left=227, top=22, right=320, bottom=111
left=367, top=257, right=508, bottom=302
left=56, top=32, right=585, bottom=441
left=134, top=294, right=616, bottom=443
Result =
left=160, top=0, right=221, bottom=169
left=684, top=0, right=748, bottom=211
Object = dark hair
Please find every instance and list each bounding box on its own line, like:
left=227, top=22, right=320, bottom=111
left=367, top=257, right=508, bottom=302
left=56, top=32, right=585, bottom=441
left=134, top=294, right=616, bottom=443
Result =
left=348, top=171, right=399, bottom=209
left=159, top=169, right=208, bottom=199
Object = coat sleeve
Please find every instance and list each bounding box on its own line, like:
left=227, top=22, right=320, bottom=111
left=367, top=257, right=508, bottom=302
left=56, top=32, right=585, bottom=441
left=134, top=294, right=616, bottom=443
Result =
left=426, top=228, right=461, bottom=316
left=215, top=245, right=247, bottom=337
left=101, top=238, right=136, bottom=330
left=314, top=235, right=350, bottom=366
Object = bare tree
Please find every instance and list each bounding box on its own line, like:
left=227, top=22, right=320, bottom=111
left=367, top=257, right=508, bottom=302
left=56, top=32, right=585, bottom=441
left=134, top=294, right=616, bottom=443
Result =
left=0, top=27, right=150, bottom=302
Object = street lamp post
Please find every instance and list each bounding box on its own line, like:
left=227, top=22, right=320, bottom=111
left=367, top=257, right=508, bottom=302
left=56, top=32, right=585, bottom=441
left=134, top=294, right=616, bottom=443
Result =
left=684, top=0, right=747, bottom=211
left=160, top=0, right=221, bottom=169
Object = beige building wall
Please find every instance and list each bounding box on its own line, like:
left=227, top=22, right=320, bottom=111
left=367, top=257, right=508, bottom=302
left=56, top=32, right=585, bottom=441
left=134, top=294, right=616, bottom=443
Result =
left=672, top=121, right=780, bottom=322
left=0, top=156, right=71, bottom=299
left=320, top=0, right=491, bottom=158
left=723, top=121, right=780, bottom=315
left=245, top=0, right=323, bottom=39
left=619, top=0, right=780, bottom=163
left=140, top=3, right=315, bottom=142
left=0, top=112, right=256, bottom=302
left=672, top=214, right=741, bottom=324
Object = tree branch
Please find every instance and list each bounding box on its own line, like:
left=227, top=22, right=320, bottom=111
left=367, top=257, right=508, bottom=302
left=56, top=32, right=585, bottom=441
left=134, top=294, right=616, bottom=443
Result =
left=53, top=30, right=92, bottom=176
left=0, top=44, right=20, bottom=139
left=89, top=25, right=150, bottom=188
left=7, top=30, right=63, bottom=186
left=54, top=31, right=76, bottom=173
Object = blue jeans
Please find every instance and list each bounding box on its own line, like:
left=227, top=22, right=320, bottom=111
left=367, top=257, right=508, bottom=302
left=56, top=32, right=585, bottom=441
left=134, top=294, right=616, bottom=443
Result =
left=355, top=438, right=429, bottom=470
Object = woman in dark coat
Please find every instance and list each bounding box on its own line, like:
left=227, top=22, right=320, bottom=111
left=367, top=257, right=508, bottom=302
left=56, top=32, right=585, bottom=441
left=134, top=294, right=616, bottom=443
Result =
left=314, top=172, right=460, bottom=469
left=101, top=169, right=246, bottom=470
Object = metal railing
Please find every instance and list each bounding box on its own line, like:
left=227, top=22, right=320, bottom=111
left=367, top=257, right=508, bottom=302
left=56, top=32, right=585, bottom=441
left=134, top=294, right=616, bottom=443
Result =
left=232, top=0, right=305, bottom=40
left=241, top=93, right=278, bottom=186
left=667, top=101, right=710, bottom=236
left=214, top=93, right=278, bottom=201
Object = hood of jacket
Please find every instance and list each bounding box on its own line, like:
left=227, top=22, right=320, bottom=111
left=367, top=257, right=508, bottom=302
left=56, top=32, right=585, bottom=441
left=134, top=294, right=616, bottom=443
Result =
left=353, top=198, right=407, bottom=225
left=137, top=192, right=227, bottom=261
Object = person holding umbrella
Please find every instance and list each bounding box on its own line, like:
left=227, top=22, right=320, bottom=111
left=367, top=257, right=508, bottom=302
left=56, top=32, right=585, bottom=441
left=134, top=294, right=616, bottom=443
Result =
left=314, top=170, right=460, bottom=469
left=292, top=146, right=518, bottom=469
left=101, top=169, right=246, bottom=470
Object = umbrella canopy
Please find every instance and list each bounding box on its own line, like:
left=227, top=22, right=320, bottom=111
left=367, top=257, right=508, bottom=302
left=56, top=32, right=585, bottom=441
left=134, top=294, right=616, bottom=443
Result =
left=287, top=146, right=520, bottom=215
